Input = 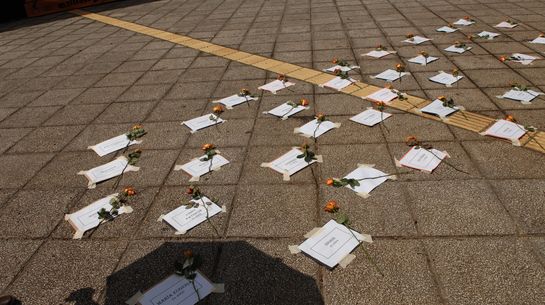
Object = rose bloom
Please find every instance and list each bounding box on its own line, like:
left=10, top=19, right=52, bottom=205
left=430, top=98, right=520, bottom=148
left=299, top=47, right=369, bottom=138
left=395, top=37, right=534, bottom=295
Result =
left=186, top=187, right=194, bottom=195
left=132, top=124, right=143, bottom=130
left=395, top=63, right=405, bottom=72
left=326, top=178, right=334, bottom=186
left=183, top=250, right=193, bottom=257
left=332, top=57, right=338, bottom=64
left=420, top=51, right=429, bottom=57
left=437, top=96, right=446, bottom=101
left=212, top=105, right=224, bottom=114
left=505, top=115, right=515, bottom=122
left=405, top=136, right=418, bottom=145
left=300, top=143, right=310, bottom=150
left=499, top=56, right=507, bottom=62
left=277, top=74, right=286, bottom=81
left=316, top=113, right=326, bottom=121
left=123, top=187, right=136, bottom=196
left=324, top=200, right=338, bottom=213
left=202, top=143, right=215, bottom=151
left=384, top=83, right=393, bottom=89
left=240, top=88, right=250, bottom=95
left=300, top=98, right=309, bottom=106
left=406, top=33, right=414, bottom=38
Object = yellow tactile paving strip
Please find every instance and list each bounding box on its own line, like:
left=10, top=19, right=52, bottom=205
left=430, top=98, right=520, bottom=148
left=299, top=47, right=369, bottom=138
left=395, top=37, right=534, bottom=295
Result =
left=72, top=9, right=545, bottom=155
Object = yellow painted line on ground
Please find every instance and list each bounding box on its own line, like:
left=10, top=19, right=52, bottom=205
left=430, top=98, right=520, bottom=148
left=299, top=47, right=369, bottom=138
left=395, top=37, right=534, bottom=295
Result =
left=72, top=9, right=545, bottom=155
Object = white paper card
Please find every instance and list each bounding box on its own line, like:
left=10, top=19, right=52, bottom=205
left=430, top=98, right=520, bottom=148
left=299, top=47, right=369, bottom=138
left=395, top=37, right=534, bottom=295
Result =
left=408, top=55, right=439, bottom=66
left=66, top=194, right=123, bottom=233
left=298, top=220, right=371, bottom=268
left=136, top=272, right=214, bottom=305
left=89, top=134, right=139, bottom=157
left=296, top=119, right=337, bottom=138
left=267, top=102, right=306, bottom=118
left=429, top=71, right=463, bottom=86
left=363, top=50, right=395, bottom=58
left=178, top=155, right=229, bottom=178
left=530, top=37, right=545, bottom=44
left=445, top=45, right=472, bottom=54
left=403, top=36, right=431, bottom=45
left=453, top=18, right=474, bottom=26
left=365, top=88, right=398, bottom=103
left=399, top=146, right=447, bottom=172
left=321, top=76, right=354, bottom=91
left=501, top=89, right=543, bottom=103
left=373, top=69, right=409, bottom=81
left=79, top=157, right=135, bottom=187
left=477, top=31, right=499, bottom=40
left=162, top=196, right=222, bottom=234
left=269, top=148, right=317, bottom=176
left=324, top=65, right=359, bottom=72
left=419, top=99, right=458, bottom=118
left=495, top=21, right=517, bottom=28
left=483, top=120, right=526, bottom=140
left=436, top=26, right=457, bottom=33
left=509, top=53, right=537, bottom=65
left=343, top=166, right=389, bottom=194
left=213, top=94, right=258, bottom=108
left=350, top=109, right=392, bottom=126
left=182, top=114, right=224, bottom=132
left=258, top=79, right=295, bottom=94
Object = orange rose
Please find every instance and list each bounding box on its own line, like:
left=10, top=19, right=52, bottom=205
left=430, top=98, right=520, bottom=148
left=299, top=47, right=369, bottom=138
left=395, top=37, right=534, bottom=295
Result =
left=437, top=96, right=446, bottom=101
left=384, top=83, right=393, bottom=89
left=123, top=187, right=136, bottom=196
left=375, top=101, right=385, bottom=108
left=499, top=56, right=507, bottom=62
left=324, top=200, right=339, bottom=213
left=420, top=51, right=429, bottom=57
left=405, top=136, right=418, bottom=146
left=300, top=98, right=309, bottom=106
left=464, top=16, right=471, bottom=20
left=540, top=33, right=545, bottom=38
left=132, top=124, right=143, bottom=130
left=240, top=88, right=250, bottom=95
left=277, top=74, right=286, bottom=81
left=406, top=33, right=414, bottom=38
left=186, top=187, right=194, bottom=195
left=202, top=143, right=215, bottom=151
left=326, top=178, right=334, bottom=186
left=395, top=63, right=405, bottom=72
left=316, top=113, right=326, bottom=121
left=505, top=115, right=515, bottom=122
left=212, top=105, right=224, bottom=114
left=332, top=57, right=338, bottom=64
left=452, top=68, right=459, bottom=76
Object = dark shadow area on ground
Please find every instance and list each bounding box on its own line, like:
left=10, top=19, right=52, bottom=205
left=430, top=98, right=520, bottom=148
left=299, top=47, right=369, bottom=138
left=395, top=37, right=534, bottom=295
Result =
left=0, top=0, right=160, bottom=32
left=70, top=241, right=324, bottom=305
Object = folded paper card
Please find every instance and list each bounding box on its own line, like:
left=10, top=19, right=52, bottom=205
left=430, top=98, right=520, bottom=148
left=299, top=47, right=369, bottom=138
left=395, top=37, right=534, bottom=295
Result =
left=78, top=156, right=139, bottom=189
left=321, top=76, right=355, bottom=91
left=88, top=134, right=141, bottom=157
left=477, top=31, right=499, bottom=40
left=65, top=193, right=132, bottom=239
left=294, top=119, right=340, bottom=138
left=182, top=114, right=225, bottom=133
left=398, top=146, right=448, bottom=173
left=161, top=196, right=222, bottom=235
left=258, top=79, right=295, bottom=94
left=429, top=71, right=463, bottom=87
left=266, top=102, right=308, bottom=119
left=408, top=54, right=439, bottom=66
left=128, top=272, right=214, bottom=305
left=436, top=26, right=457, bottom=33
left=342, top=165, right=393, bottom=197
left=212, top=94, right=258, bottom=108
left=499, top=89, right=543, bottom=104
left=365, top=88, right=398, bottom=103
left=372, top=69, right=409, bottom=82
left=175, top=154, right=229, bottom=181
left=482, top=119, right=526, bottom=142
left=508, top=53, right=537, bottom=65
left=530, top=36, right=545, bottom=44
left=403, top=35, right=431, bottom=45
left=350, top=109, right=392, bottom=126
left=261, top=148, right=321, bottom=181
left=297, top=220, right=372, bottom=268
left=362, top=50, right=396, bottom=58
left=444, top=45, right=471, bottom=54
left=453, top=18, right=474, bottom=26
left=495, top=21, right=517, bottom=28
left=324, top=65, right=359, bottom=72
left=419, top=99, right=458, bottom=118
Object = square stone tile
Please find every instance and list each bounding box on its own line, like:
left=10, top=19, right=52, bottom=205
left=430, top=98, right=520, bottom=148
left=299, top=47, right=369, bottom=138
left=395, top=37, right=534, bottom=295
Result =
left=135, top=69, right=184, bottom=85
left=318, top=115, right=386, bottom=145
left=491, top=179, right=545, bottom=234
left=27, top=88, right=84, bottom=107
left=0, top=106, right=61, bottom=128
left=120, top=149, right=179, bottom=187
left=323, top=239, right=441, bottom=305
left=0, top=189, right=82, bottom=238
left=43, top=104, right=108, bottom=126
left=213, top=239, right=322, bottom=305
left=0, top=153, right=53, bottom=188
left=212, top=79, right=265, bottom=98
left=165, top=147, right=245, bottom=186
left=145, top=98, right=207, bottom=122
left=464, top=69, right=529, bottom=88
left=449, top=54, right=506, bottom=70
left=152, top=57, right=194, bottom=70
left=250, top=117, right=311, bottom=147
left=54, top=187, right=158, bottom=239
left=179, top=67, right=226, bottom=82
left=114, top=59, right=157, bottom=72
left=166, top=81, right=218, bottom=99
left=71, top=86, right=128, bottom=104
left=422, top=88, right=500, bottom=111
left=8, top=125, right=85, bottom=153
left=0, top=240, right=42, bottom=291
left=0, top=128, right=33, bottom=154
left=117, top=84, right=171, bottom=102
left=405, top=180, right=514, bottom=236
left=226, top=184, right=317, bottom=237
left=382, top=113, right=454, bottom=142
left=425, top=238, right=545, bottom=305
left=4, top=240, right=127, bottom=305
left=184, top=118, right=254, bottom=148
left=94, top=101, right=156, bottom=124
left=139, top=185, right=236, bottom=238
left=462, top=141, right=545, bottom=179
left=94, top=71, right=144, bottom=87
left=0, top=90, right=44, bottom=108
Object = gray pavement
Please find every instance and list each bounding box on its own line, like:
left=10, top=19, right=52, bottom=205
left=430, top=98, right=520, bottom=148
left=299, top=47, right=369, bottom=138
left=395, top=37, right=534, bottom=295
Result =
left=0, top=0, right=545, bottom=304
